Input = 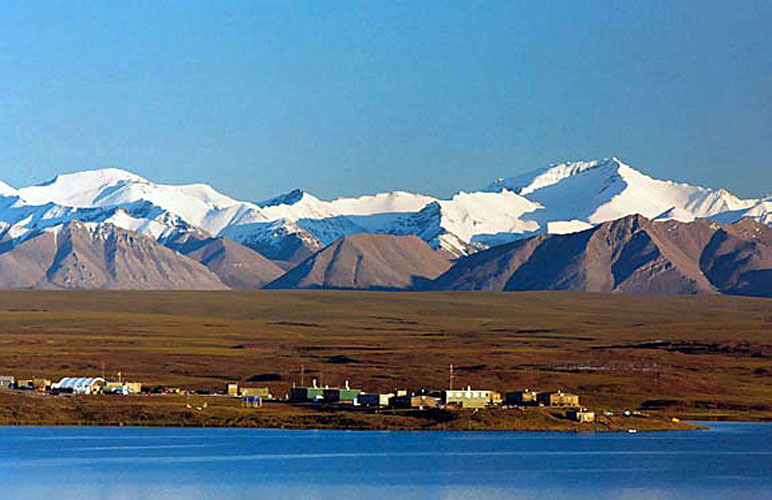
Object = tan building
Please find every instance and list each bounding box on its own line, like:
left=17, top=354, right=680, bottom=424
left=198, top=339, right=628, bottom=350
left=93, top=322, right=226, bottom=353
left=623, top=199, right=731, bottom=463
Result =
left=104, top=381, right=142, bottom=395
left=15, top=379, right=33, bottom=390
left=240, top=387, right=270, bottom=398
left=227, top=383, right=239, bottom=397
left=391, top=394, right=440, bottom=409
left=567, top=409, right=595, bottom=423
left=506, top=389, right=539, bottom=406
left=33, top=378, right=51, bottom=391
left=537, top=391, right=580, bottom=407
left=444, top=387, right=494, bottom=409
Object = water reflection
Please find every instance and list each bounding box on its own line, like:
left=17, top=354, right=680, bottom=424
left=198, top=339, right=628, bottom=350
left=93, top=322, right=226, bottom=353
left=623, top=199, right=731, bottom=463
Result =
left=1, top=423, right=770, bottom=499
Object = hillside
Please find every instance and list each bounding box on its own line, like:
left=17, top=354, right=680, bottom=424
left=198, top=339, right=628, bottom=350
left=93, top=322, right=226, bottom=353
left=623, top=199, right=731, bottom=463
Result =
left=431, top=215, right=772, bottom=296
left=0, top=222, right=227, bottom=289
left=164, top=233, right=284, bottom=288
left=266, top=234, right=452, bottom=290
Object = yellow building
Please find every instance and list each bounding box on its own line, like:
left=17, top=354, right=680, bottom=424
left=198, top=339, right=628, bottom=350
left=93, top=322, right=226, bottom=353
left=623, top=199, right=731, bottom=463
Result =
left=537, top=391, right=580, bottom=407
left=15, top=379, right=33, bottom=390
left=33, top=379, right=51, bottom=391
left=240, top=387, right=270, bottom=398
left=104, top=381, right=142, bottom=395
left=505, top=389, right=539, bottom=406
left=444, top=386, right=494, bottom=409
left=567, top=409, right=595, bottom=423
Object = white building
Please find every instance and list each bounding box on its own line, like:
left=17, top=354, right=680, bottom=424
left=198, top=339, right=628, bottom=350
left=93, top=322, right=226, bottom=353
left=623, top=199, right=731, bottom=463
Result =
left=53, top=377, right=105, bottom=395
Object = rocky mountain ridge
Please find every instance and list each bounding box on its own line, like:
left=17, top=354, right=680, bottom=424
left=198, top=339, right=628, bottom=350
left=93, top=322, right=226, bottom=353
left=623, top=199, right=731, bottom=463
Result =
left=0, top=158, right=767, bottom=293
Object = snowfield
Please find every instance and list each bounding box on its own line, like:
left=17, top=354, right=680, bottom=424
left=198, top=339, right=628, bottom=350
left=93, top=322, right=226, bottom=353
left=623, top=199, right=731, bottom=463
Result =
left=0, top=157, right=767, bottom=257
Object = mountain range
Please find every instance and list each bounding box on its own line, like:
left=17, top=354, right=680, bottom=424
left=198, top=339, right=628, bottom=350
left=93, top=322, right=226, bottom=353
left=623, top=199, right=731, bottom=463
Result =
left=0, top=157, right=768, bottom=295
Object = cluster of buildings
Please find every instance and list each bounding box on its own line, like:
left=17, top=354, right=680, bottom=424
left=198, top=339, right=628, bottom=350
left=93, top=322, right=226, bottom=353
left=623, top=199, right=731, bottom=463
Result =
left=280, top=379, right=595, bottom=422
left=1, top=372, right=596, bottom=424
left=0, top=375, right=142, bottom=396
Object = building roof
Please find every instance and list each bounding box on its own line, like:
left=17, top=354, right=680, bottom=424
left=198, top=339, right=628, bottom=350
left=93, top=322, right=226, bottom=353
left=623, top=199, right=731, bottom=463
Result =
left=53, top=377, right=105, bottom=391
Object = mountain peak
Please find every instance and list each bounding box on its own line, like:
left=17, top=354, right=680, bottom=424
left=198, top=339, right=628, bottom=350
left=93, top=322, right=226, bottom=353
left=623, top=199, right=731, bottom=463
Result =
left=266, top=234, right=452, bottom=290
left=37, top=167, right=147, bottom=188
left=19, top=168, right=148, bottom=206
left=259, top=189, right=307, bottom=208
left=486, top=157, right=625, bottom=195
left=0, top=180, right=20, bottom=198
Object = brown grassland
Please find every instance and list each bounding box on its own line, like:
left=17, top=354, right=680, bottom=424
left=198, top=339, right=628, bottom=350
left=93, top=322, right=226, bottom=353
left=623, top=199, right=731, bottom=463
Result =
left=0, top=290, right=770, bottom=428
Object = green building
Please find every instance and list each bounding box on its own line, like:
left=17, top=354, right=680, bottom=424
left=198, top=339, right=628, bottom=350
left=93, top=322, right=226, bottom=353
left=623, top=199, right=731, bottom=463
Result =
left=289, top=384, right=325, bottom=402
left=323, top=386, right=362, bottom=403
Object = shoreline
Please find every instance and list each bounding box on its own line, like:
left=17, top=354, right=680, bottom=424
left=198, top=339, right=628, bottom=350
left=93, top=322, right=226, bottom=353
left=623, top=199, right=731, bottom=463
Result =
left=0, top=392, right=705, bottom=432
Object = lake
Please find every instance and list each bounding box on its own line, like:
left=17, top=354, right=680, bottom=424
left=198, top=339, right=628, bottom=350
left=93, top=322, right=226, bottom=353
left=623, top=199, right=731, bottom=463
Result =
left=0, top=423, right=770, bottom=499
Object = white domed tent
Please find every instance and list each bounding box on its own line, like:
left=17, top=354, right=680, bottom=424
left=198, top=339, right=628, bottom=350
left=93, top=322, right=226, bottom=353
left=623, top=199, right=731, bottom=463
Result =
left=52, top=377, right=105, bottom=395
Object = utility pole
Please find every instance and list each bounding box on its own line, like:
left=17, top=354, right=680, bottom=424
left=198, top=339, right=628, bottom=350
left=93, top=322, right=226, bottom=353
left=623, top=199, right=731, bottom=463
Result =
left=449, top=364, right=454, bottom=391
left=300, top=365, right=305, bottom=387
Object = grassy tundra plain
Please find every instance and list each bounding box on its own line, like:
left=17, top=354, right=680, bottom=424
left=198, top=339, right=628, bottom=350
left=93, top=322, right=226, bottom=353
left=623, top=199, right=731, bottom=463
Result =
left=0, top=290, right=770, bottom=427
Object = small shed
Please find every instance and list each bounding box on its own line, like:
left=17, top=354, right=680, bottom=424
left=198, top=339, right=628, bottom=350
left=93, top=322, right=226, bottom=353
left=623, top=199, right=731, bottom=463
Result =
left=0, top=376, right=14, bottom=390
left=567, top=409, right=596, bottom=423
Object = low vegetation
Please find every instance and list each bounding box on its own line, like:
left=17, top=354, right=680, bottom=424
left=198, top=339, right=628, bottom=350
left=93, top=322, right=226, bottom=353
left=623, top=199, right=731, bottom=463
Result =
left=0, top=290, right=770, bottom=426
left=0, top=393, right=699, bottom=432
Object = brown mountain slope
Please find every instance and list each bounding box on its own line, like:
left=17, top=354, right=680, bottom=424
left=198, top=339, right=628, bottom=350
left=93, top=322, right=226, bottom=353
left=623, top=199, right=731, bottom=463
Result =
left=699, top=219, right=772, bottom=297
left=265, top=234, right=453, bottom=290
left=0, top=222, right=227, bottom=289
left=431, top=215, right=772, bottom=296
left=164, top=234, right=284, bottom=288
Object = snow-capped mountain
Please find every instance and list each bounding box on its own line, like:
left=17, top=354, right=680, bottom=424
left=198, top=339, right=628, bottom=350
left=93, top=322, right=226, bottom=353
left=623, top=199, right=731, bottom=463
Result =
left=16, top=168, right=270, bottom=237
left=0, top=157, right=766, bottom=267
left=486, top=157, right=756, bottom=226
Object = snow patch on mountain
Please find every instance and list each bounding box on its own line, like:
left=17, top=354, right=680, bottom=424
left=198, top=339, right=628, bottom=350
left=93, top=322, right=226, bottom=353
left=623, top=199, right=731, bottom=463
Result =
left=488, top=158, right=612, bottom=196
left=488, top=157, right=758, bottom=233
left=0, top=158, right=766, bottom=261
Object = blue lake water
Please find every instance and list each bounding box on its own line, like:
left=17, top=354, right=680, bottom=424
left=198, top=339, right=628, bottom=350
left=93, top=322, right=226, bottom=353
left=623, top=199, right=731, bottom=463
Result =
left=0, top=423, right=770, bottom=499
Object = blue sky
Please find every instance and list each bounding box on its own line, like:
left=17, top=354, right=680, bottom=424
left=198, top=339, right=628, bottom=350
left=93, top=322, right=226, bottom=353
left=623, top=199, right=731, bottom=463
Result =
left=1, top=1, right=770, bottom=200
